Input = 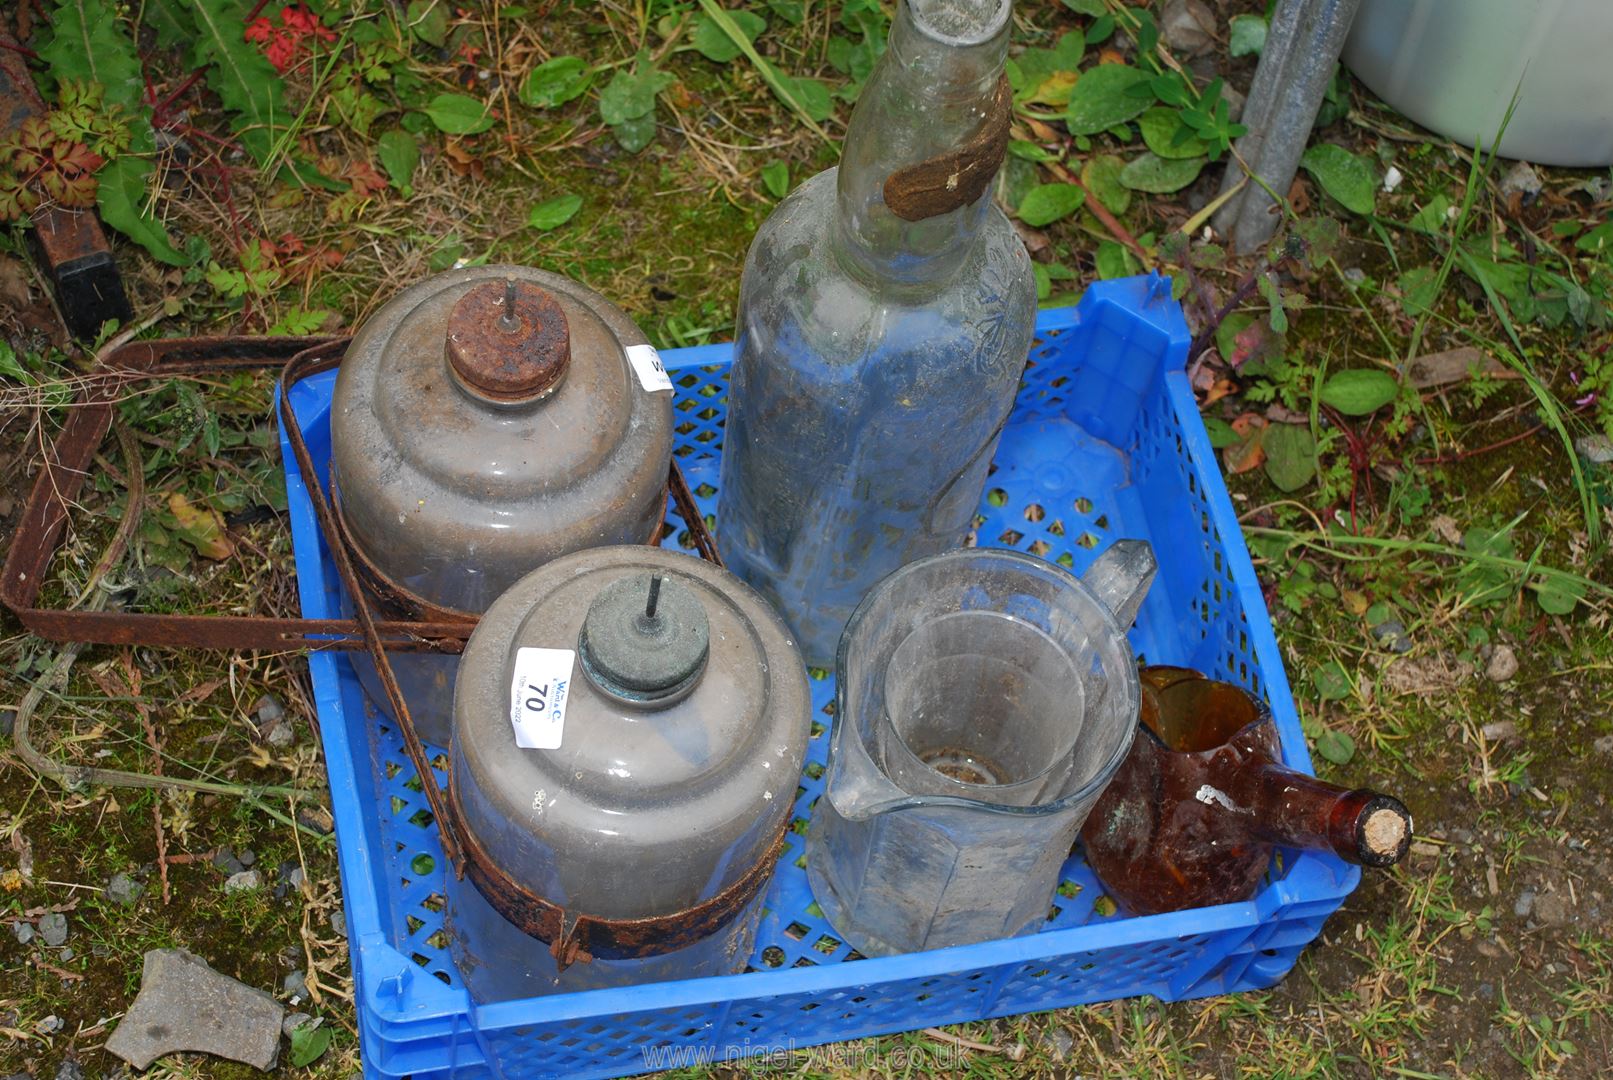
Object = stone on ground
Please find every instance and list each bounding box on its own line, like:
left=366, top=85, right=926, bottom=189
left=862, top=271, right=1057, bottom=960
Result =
left=104, top=948, right=284, bottom=1071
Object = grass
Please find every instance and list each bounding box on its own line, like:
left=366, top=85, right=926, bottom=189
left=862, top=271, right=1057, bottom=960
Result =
left=3, top=0, right=1613, bottom=1078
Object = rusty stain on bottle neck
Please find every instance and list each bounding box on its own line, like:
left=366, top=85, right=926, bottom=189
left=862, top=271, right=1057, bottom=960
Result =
left=447, top=278, right=571, bottom=402
left=882, top=75, right=1012, bottom=222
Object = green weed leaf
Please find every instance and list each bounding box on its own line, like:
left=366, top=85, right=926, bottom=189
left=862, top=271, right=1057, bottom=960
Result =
left=1228, top=14, right=1267, bottom=57
left=1300, top=144, right=1377, bottom=216
left=405, top=0, right=449, bottom=47
left=527, top=193, right=582, bottom=231
left=1408, top=194, right=1452, bottom=235
left=1312, top=660, right=1351, bottom=701
left=1119, top=152, right=1203, bottom=193
left=766, top=0, right=804, bottom=24
left=1081, top=154, right=1130, bottom=215
left=1262, top=423, right=1316, bottom=492
left=1064, top=64, right=1153, bottom=136
left=1315, top=728, right=1356, bottom=765
left=1202, top=416, right=1239, bottom=449
left=1257, top=272, right=1288, bottom=334
left=1533, top=575, right=1585, bottom=615
left=520, top=56, right=592, bottom=109
left=599, top=58, right=674, bottom=125
left=425, top=92, right=495, bottom=134
left=1320, top=369, right=1399, bottom=415
left=612, top=113, right=658, bottom=152
left=1062, top=0, right=1106, bottom=13
left=1094, top=240, right=1139, bottom=280
left=1396, top=265, right=1439, bottom=317
left=188, top=0, right=290, bottom=162
left=96, top=156, right=188, bottom=266
left=376, top=129, right=420, bottom=191
left=1138, top=108, right=1207, bottom=160
left=692, top=10, right=766, bottom=63
left=1575, top=221, right=1613, bottom=257
left=761, top=160, right=789, bottom=198
left=40, top=0, right=143, bottom=108
left=288, top=1021, right=332, bottom=1068
left=1016, top=183, right=1084, bottom=227
left=145, top=0, right=196, bottom=49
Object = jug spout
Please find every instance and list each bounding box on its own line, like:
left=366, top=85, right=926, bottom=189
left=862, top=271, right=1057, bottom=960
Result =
left=1081, top=539, right=1157, bottom=631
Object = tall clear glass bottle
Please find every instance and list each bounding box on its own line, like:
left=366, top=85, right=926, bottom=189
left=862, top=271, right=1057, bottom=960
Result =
left=717, top=0, right=1036, bottom=665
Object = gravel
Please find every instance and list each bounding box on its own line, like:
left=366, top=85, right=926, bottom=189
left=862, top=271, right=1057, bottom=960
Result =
left=1371, top=619, right=1412, bottom=654
left=1533, top=891, right=1572, bottom=926
left=253, top=693, right=285, bottom=727
left=54, top=1062, right=83, bottom=1080
left=12, top=921, right=34, bottom=945
left=283, top=970, right=308, bottom=1002
left=1159, top=0, right=1216, bottom=55
left=0, top=707, right=15, bottom=738
left=1514, top=888, right=1536, bottom=919
left=37, top=913, right=68, bottom=947
left=1486, top=643, right=1519, bottom=682
left=282, top=1012, right=314, bottom=1038
left=213, top=848, right=247, bottom=876
left=266, top=721, right=295, bottom=748
left=106, top=872, right=145, bottom=908
left=224, top=870, right=263, bottom=894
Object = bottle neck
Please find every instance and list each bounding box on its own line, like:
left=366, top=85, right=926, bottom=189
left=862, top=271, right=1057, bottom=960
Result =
left=832, top=0, right=1011, bottom=287
left=1221, top=762, right=1413, bottom=867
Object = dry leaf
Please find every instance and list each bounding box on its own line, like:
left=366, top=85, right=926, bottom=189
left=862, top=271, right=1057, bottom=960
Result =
left=166, top=493, right=234, bottom=560
left=1222, top=414, right=1268, bottom=474
left=1201, top=378, right=1238, bottom=407
left=1430, top=514, right=1463, bottom=545
left=1264, top=403, right=1308, bottom=425
left=1406, top=346, right=1516, bottom=389
left=1230, top=412, right=1267, bottom=438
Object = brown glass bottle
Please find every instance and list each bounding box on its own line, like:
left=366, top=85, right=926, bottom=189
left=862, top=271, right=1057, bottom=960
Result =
left=1081, top=667, right=1412, bottom=916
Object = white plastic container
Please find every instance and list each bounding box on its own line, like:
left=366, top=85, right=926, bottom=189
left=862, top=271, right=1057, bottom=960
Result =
left=1344, top=0, right=1613, bottom=167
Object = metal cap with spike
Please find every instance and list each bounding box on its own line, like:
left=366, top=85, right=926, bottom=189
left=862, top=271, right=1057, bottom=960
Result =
left=446, top=277, right=572, bottom=402
left=577, top=573, right=711, bottom=706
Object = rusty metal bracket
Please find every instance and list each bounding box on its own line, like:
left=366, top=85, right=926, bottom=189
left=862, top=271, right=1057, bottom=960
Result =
left=1, top=335, right=722, bottom=652
left=445, top=778, right=786, bottom=971
left=0, top=336, right=467, bottom=651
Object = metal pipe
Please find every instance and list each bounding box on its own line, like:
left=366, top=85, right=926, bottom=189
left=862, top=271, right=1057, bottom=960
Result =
left=1213, top=0, right=1363, bottom=254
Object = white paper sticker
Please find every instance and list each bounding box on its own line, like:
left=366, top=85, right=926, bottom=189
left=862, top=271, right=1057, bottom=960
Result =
left=625, top=343, right=673, bottom=393
left=509, top=647, right=575, bottom=750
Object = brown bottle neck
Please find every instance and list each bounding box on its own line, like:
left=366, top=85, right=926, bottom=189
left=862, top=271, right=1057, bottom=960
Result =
left=1216, top=761, right=1413, bottom=867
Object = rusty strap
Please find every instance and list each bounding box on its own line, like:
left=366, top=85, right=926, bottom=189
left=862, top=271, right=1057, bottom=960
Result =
left=0, top=336, right=470, bottom=652
left=882, top=75, right=1012, bottom=222
left=1, top=335, right=721, bottom=649
left=445, top=777, right=786, bottom=972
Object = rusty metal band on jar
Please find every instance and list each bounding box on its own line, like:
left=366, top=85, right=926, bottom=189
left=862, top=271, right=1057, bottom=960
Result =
left=444, top=777, right=786, bottom=972
left=882, top=75, right=1012, bottom=222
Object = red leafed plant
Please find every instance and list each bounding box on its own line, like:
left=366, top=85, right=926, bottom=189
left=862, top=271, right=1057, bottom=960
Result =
left=0, top=117, right=105, bottom=221
left=244, top=5, right=337, bottom=74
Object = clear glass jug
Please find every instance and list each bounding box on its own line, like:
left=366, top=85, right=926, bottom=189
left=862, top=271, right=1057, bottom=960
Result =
left=806, top=541, right=1155, bottom=956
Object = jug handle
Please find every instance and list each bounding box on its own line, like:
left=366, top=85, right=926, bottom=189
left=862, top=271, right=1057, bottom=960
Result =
left=1081, top=539, right=1157, bottom=630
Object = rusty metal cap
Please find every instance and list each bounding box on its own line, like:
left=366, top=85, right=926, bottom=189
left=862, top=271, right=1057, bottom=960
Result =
left=446, top=278, right=571, bottom=402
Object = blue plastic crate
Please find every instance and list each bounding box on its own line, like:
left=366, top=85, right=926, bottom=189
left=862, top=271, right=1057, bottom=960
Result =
left=277, top=274, right=1360, bottom=1080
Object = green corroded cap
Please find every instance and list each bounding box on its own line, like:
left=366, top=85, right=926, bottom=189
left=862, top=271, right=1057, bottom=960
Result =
left=578, top=573, right=710, bottom=706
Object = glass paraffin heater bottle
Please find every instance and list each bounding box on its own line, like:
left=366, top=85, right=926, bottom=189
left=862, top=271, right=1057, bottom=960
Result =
left=717, top=0, right=1037, bottom=665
